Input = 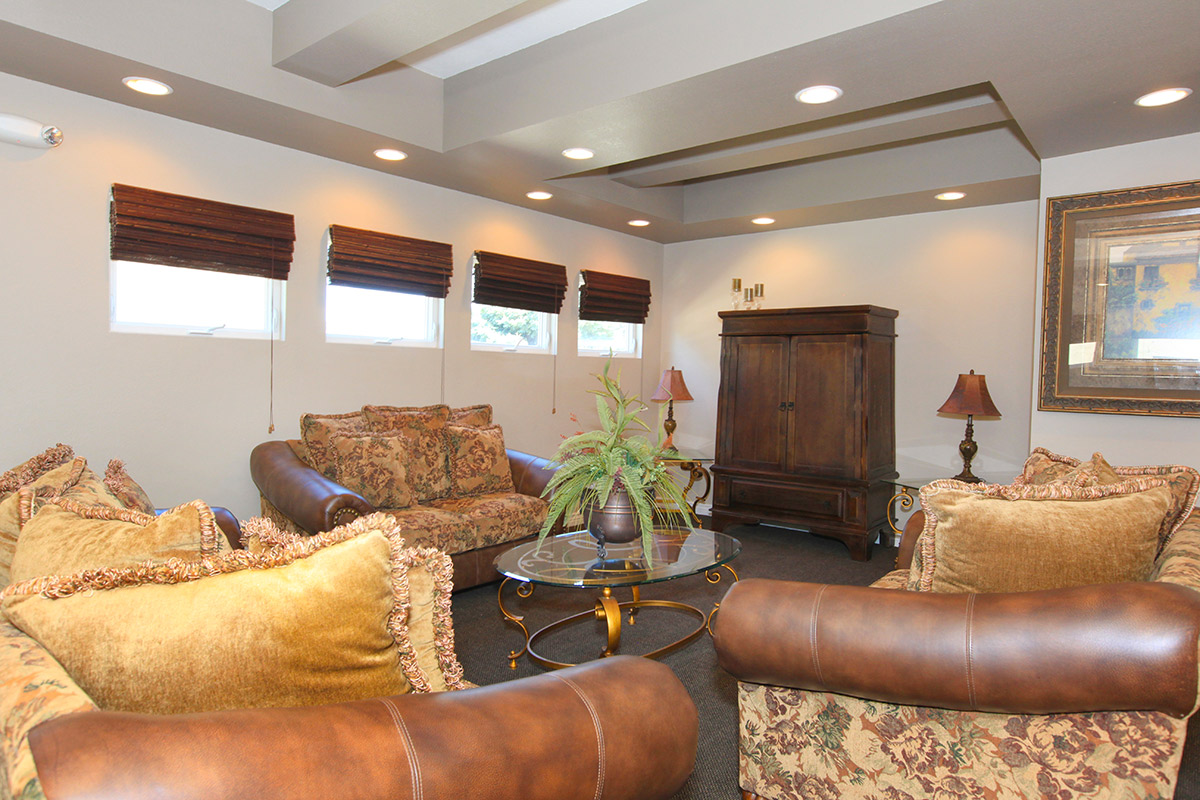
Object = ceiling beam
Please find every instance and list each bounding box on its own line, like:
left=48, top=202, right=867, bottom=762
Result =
left=272, top=0, right=541, bottom=87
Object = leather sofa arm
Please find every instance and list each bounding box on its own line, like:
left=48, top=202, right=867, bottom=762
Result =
left=212, top=507, right=242, bottom=549
left=895, top=509, right=924, bottom=571
left=507, top=448, right=557, bottom=498
left=249, top=441, right=375, bottom=534
left=714, top=578, right=1200, bottom=718
left=30, top=655, right=697, bottom=800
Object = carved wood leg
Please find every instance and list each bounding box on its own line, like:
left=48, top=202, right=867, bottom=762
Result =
left=846, top=533, right=873, bottom=561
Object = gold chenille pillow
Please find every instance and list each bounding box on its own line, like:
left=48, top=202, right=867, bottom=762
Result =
left=241, top=516, right=466, bottom=693
left=446, top=424, right=514, bottom=497
left=9, top=497, right=227, bottom=584
left=908, top=478, right=1171, bottom=594
left=1071, top=452, right=1199, bottom=548
left=333, top=435, right=416, bottom=509
left=102, top=459, right=156, bottom=515
left=1, top=514, right=444, bottom=714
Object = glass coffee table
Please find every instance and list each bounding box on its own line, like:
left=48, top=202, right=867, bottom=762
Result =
left=494, top=528, right=741, bottom=670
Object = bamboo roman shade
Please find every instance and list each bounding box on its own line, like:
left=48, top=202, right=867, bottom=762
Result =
left=326, top=225, right=453, bottom=298
left=472, top=250, right=568, bottom=314
left=578, top=270, right=652, bottom=324
left=110, top=184, right=294, bottom=279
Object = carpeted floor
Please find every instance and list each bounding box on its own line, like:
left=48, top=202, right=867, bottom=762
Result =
left=450, top=524, right=1200, bottom=799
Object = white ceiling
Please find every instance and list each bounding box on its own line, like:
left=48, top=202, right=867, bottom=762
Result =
left=2, top=0, right=1197, bottom=242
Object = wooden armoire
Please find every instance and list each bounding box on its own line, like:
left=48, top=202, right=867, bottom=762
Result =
left=711, top=305, right=897, bottom=560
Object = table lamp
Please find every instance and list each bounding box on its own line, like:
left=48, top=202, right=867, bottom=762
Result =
left=650, top=367, right=694, bottom=450
left=937, top=369, right=1001, bottom=483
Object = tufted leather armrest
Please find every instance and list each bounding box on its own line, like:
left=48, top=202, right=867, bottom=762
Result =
left=249, top=441, right=374, bottom=534
left=714, top=578, right=1200, bottom=718
left=30, top=655, right=697, bottom=800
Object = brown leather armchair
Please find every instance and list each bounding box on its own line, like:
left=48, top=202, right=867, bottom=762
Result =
left=250, top=441, right=561, bottom=590
left=28, top=655, right=698, bottom=800
left=713, top=509, right=1200, bottom=800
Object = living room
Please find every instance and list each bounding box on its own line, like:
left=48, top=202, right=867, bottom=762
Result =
left=2, top=1, right=1200, bottom=798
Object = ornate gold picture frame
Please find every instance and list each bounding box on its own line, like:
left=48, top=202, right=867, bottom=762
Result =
left=1040, top=179, right=1200, bottom=416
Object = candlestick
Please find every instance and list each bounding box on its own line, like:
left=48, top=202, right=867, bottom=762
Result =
left=754, top=283, right=763, bottom=297
left=732, top=278, right=741, bottom=291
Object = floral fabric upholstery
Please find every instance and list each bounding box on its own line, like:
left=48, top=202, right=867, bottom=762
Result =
left=299, top=412, right=370, bottom=480
left=428, top=493, right=547, bottom=549
left=361, top=407, right=451, bottom=502
left=0, top=620, right=96, bottom=800
left=738, top=685, right=1186, bottom=800
left=445, top=425, right=514, bottom=497
left=736, top=510, right=1200, bottom=800
left=333, top=436, right=416, bottom=509
left=102, top=460, right=156, bottom=515
left=380, top=505, right=479, bottom=554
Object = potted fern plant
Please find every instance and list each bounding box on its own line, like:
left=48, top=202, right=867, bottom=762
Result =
left=538, top=358, right=698, bottom=563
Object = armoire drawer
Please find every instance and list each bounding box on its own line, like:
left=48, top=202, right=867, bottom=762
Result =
left=723, top=477, right=859, bottom=522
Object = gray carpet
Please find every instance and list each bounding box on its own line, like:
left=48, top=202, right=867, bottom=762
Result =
left=451, top=525, right=1200, bottom=799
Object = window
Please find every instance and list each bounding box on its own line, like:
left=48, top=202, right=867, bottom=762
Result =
left=470, top=303, right=553, bottom=352
left=110, top=261, right=284, bottom=338
left=578, top=319, right=641, bottom=357
left=108, top=184, right=294, bottom=339
left=326, top=285, right=440, bottom=346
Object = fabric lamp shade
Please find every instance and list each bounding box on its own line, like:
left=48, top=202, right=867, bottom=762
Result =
left=937, top=370, right=1001, bottom=418
left=651, top=369, right=694, bottom=403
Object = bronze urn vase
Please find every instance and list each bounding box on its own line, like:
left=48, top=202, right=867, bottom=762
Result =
left=585, top=486, right=640, bottom=557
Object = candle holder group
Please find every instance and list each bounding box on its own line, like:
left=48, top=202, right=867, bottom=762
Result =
left=730, top=279, right=764, bottom=310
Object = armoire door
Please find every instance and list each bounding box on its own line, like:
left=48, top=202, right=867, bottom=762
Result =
left=717, top=335, right=790, bottom=472
left=787, top=334, right=863, bottom=478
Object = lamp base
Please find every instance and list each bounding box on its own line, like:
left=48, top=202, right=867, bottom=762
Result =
left=952, top=468, right=984, bottom=484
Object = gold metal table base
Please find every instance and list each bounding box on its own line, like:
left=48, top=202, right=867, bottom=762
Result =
left=498, top=565, right=737, bottom=670
left=886, top=486, right=915, bottom=535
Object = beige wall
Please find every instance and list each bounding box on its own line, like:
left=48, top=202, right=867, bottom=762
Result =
left=1030, top=131, right=1200, bottom=466
left=0, top=72, right=663, bottom=520
left=660, top=201, right=1041, bottom=488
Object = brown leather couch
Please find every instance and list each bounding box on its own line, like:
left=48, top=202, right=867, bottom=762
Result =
left=251, top=442, right=560, bottom=590
left=713, top=509, right=1200, bottom=800
left=27, top=655, right=698, bottom=800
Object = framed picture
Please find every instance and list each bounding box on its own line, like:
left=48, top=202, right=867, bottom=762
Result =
left=1039, top=179, right=1200, bottom=416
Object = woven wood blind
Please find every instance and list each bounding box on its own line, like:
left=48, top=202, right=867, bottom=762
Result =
left=327, top=225, right=453, bottom=298
left=110, top=184, right=294, bottom=279
left=472, top=250, right=568, bottom=314
left=579, top=269, right=652, bottom=324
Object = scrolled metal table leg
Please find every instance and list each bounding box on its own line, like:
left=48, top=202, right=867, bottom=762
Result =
left=595, top=586, right=623, bottom=658
left=497, top=578, right=535, bottom=669
left=705, top=564, right=739, bottom=636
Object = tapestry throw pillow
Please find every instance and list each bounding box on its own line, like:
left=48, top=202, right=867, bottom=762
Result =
left=1, top=514, right=452, bottom=714
left=908, top=478, right=1171, bottom=594
left=360, top=406, right=452, bottom=502
left=243, top=515, right=466, bottom=693
left=445, top=424, right=514, bottom=497
left=299, top=411, right=370, bottom=479
left=449, top=404, right=493, bottom=428
left=0, top=458, right=122, bottom=591
left=333, top=435, right=416, bottom=509
left=102, top=459, right=156, bottom=515
left=1011, top=447, right=1082, bottom=486
left=9, top=497, right=227, bottom=584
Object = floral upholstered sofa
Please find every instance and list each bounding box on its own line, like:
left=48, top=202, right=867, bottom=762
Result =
left=0, top=446, right=696, bottom=800
left=251, top=403, right=558, bottom=590
left=715, top=448, right=1200, bottom=800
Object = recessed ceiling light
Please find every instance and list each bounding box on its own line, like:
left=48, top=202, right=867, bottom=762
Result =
left=373, top=148, right=408, bottom=161
left=935, top=191, right=966, bottom=201
left=751, top=217, right=776, bottom=225
left=123, top=77, right=173, bottom=96
left=795, top=85, right=843, bottom=104
left=627, top=219, right=651, bottom=227
left=526, top=190, right=553, bottom=200
left=562, top=147, right=595, bottom=160
left=1134, top=88, right=1192, bottom=107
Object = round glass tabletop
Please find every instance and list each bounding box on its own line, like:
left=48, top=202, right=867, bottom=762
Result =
left=495, top=528, right=741, bottom=589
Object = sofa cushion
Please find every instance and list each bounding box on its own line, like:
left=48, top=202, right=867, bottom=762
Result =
left=1014, top=448, right=1199, bottom=548
left=362, top=403, right=449, bottom=431
left=909, top=478, right=1171, bottom=593
left=102, top=459, right=156, bottom=514
left=428, top=492, right=548, bottom=548
left=0, top=443, right=74, bottom=497
left=381, top=505, right=478, bottom=554
left=361, top=406, right=451, bottom=502
left=242, top=516, right=466, bottom=693
left=9, top=497, right=227, bottom=583
left=0, top=459, right=122, bottom=591
left=333, top=435, right=416, bottom=509
left=449, top=404, right=493, bottom=427
left=299, top=410, right=370, bottom=479
left=445, top=424, right=514, bottom=497
left=0, top=619, right=97, bottom=800
left=1, top=514, right=441, bottom=715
